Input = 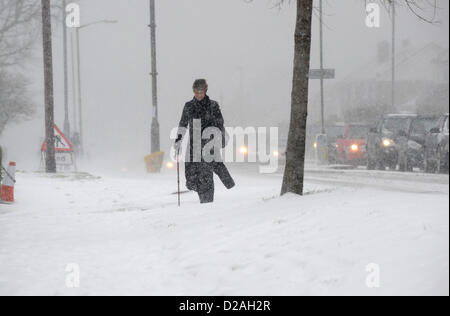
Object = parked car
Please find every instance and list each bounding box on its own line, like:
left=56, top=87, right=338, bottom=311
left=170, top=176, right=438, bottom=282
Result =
left=367, top=114, right=417, bottom=170
left=336, top=124, right=370, bottom=165
left=424, top=113, right=449, bottom=173
left=397, top=115, right=441, bottom=172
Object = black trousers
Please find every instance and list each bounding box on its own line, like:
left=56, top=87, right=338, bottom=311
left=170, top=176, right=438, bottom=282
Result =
left=185, top=161, right=235, bottom=204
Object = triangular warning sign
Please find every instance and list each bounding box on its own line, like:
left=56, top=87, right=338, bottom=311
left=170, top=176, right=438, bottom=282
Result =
left=41, top=125, right=74, bottom=152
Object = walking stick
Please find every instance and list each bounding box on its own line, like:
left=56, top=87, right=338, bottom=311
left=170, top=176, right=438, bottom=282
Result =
left=176, top=147, right=181, bottom=207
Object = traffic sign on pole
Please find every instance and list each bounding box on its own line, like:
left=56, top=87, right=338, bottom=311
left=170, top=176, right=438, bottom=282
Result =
left=309, top=69, right=335, bottom=80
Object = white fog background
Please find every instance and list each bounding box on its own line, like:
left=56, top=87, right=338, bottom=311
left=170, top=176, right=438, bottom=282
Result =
left=1, top=0, right=448, bottom=173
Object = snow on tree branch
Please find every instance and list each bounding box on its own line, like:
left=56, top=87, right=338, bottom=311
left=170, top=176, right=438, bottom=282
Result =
left=0, top=70, right=34, bottom=136
left=0, top=0, right=43, bottom=68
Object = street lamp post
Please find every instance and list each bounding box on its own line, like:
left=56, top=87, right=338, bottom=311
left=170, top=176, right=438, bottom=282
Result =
left=62, top=0, right=70, bottom=138
left=74, top=20, right=117, bottom=155
left=149, top=0, right=160, bottom=154
left=75, top=26, right=83, bottom=155
left=319, top=0, right=325, bottom=135
left=391, top=0, right=396, bottom=109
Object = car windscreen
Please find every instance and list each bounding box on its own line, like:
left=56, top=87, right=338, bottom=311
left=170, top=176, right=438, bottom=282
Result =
left=382, top=117, right=412, bottom=135
left=349, top=126, right=370, bottom=139
left=410, top=117, right=440, bottom=137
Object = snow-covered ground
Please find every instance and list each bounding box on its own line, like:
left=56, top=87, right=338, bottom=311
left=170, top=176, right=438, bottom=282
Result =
left=0, top=165, right=448, bottom=296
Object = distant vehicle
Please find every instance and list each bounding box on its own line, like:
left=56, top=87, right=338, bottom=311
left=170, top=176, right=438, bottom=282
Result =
left=397, top=115, right=441, bottom=172
left=0, top=145, right=3, bottom=183
left=336, top=124, right=370, bottom=165
left=367, top=114, right=417, bottom=170
left=324, top=124, right=346, bottom=164
left=424, top=113, right=449, bottom=173
left=311, top=124, right=347, bottom=164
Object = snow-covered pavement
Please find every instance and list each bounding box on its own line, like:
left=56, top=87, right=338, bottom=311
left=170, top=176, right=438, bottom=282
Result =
left=0, top=166, right=448, bottom=296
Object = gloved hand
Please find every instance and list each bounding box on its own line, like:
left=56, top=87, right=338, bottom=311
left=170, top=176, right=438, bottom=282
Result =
left=173, top=139, right=182, bottom=155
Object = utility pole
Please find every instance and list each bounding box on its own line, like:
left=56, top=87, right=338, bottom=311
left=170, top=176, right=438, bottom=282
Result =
left=62, top=0, right=70, bottom=138
left=319, top=0, right=325, bottom=134
left=41, top=0, right=56, bottom=173
left=391, top=0, right=396, bottom=109
left=149, top=0, right=160, bottom=153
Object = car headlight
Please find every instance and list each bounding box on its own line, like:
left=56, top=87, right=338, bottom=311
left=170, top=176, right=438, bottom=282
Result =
left=382, top=138, right=394, bottom=147
left=350, top=144, right=359, bottom=152
left=240, top=146, right=248, bottom=155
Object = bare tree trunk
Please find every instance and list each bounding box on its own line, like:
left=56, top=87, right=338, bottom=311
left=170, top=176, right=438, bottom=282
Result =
left=281, top=0, right=313, bottom=196
left=41, top=0, right=56, bottom=173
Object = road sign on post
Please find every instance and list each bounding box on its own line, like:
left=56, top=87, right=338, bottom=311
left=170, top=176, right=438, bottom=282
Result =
left=309, top=69, right=335, bottom=80
left=41, top=124, right=77, bottom=172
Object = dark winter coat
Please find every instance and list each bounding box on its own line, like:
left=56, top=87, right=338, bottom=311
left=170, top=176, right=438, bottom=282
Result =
left=176, top=96, right=235, bottom=197
left=177, top=96, right=226, bottom=157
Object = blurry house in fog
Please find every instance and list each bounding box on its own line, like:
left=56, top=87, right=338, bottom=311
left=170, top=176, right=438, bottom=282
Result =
left=311, top=41, right=449, bottom=125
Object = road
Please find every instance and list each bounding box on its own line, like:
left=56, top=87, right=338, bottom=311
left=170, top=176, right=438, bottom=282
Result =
left=229, top=163, right=449, bottom=195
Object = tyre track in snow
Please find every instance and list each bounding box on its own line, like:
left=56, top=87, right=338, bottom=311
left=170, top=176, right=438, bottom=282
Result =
left=303, top=168, right=449, bottom=195
left=229, top=164, right=449, bottom=195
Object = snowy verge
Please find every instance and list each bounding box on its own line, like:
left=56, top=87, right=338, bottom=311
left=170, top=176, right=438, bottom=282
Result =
left=0, top=170, right=448, bottom=296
